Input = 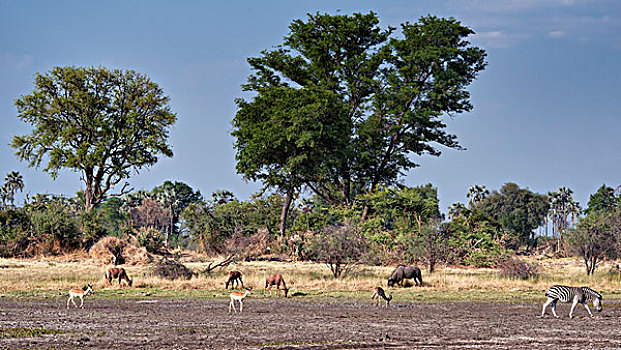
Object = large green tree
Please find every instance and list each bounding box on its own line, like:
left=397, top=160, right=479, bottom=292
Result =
left=233, top=87, right=349, bottom=235
left=477, top=183, right=549, bottom=250
left=586, top=184, right=620, bottom=215
left=566, top=212, right=616, bottom=275
left=12, top=66, right=177, bottom=211
left=233, top=12, right=487, bottom=222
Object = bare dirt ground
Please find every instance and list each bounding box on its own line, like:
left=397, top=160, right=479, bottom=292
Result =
left=1, top=296, right=621, bottom=349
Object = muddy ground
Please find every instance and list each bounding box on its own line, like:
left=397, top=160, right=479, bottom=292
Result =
left=1, top=296, right=621, bottom=349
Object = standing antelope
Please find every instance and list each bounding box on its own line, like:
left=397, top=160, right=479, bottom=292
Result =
left=265, top=273, right=289, bottom=297
left=229, top=287, right=252, bottom=313
left=372, top=286, right=392, bottom=307
left=67, top=284, right=94, bottom=309
left=225, top=270, right=244, bottom=289
left=105, top=267, right=133, bottom=287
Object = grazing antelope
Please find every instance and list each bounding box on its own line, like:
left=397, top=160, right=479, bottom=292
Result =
left=225, top=270, right=244, bottom=289
left=265, top=273, right=289, bottom=297
left=229, top=287, right=252, bottom=313
left=105, top=267, right=133, bottom=287
left=372, top=286, right=392, bottom=307
left=67, top=284, right=94, bottom=309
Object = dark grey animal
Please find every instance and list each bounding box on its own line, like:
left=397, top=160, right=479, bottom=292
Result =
left=387, top=265, right=422, bottom=287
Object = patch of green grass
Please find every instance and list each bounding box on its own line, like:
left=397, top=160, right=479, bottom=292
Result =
left=0, top=327, right=67, bottom=339
left=0, top=286, right=604, bottom=304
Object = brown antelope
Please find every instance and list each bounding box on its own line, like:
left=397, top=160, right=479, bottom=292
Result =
left=225, top=270, right=244, bottom=289
left=67, top=284, right=94, bottom=309
left=105, top=267, right=133, bottom=287
left=229, top=287, right=252, bottom=313
left=265, top=273, right=289, bottom=297
left=372, top=286, right=392, bottom=307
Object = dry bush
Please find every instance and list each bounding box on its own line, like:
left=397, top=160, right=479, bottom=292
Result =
left=129, top=198, right=171, bottom=232
left=225, top=228, right=272, bottom=260
left=89, top=236, right=152, bottom=266
left=499, top=258, right=540, bottom=280
left=151, top=257, right=195, bottom=280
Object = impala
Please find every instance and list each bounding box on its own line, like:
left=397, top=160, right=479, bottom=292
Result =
left=372, top=286, right=392, bottom=307
left=67, top=284, right=94, bottom=309
left=229, top=287, right=252, bottom=313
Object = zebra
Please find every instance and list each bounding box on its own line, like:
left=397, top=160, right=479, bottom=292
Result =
left=541, top=285, right=602, bottom=319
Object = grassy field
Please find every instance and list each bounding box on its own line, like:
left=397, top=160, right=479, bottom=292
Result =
left=1, top=255, right=621, bottom=303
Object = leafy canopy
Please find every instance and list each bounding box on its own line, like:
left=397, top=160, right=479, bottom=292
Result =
left=233, top=12, right=487, bottom=206
left=12, top=66, right=177, bottom=210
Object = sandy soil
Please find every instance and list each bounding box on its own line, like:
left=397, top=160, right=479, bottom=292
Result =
left=1, top=296, right=620, bottom=349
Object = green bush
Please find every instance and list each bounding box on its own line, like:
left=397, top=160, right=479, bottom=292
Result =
left=137, top=226, right=165, bottom=254
left=28, top=202, right=80, bottom=247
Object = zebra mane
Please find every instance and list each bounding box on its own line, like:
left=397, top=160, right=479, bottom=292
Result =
left=580, top=287, right=602, bottom=299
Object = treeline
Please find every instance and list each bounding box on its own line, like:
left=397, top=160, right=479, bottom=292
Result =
left=2, top=169, right=620, bottom=276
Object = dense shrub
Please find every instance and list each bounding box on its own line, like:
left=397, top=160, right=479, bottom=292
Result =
left=225, top=228, right=272, bottom=260
left=499, top=258, right=540, bottom=279
left=304, top=224, right=368, bottom=278
left=136, top=226, right=166, bottom=254
left=28, top=202, right=81, bottom=253
left=152, top=257, right=195, bottom=280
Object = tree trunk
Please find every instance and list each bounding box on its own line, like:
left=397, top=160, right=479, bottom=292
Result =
left=279, top=187, right=294, bottom=236
left=361, top=205, right=370, bottom=221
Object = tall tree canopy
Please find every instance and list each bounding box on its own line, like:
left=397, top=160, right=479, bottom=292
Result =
left=476, top=183, right=549, bottom=250
left=233, top=12, right=487, bottom=224
left=586, top=184, right=620, bottom=215
left=12, top=66, right=177, bottom=211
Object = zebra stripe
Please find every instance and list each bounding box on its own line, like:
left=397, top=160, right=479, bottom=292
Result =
left=541, top=285, right=603, bottom=319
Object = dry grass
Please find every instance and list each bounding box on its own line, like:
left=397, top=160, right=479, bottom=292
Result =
left=1, top=255, right=621, bottom=302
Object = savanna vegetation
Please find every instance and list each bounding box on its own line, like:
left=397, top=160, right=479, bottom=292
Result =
left=2, top=12, right=621, bottom=301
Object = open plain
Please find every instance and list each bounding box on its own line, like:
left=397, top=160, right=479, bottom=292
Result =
left=2, top=258, right=621, bottom=349
left=2, top=296, right=621, bottom=349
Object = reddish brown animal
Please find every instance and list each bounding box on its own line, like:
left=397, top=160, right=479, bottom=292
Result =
left=265, top=273, right=289, bottom=297
left=225, top=270, right=244, bottom=289
left=105, top=267, right=133, bottom=287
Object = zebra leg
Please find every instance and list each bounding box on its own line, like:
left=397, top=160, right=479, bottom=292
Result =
left=541, top=297, right=554, bottom=317
left=551, top=300, right=559, bottom=318
left=569, top=298, right=579, bottom=319
left=582, top=302, right=594, bottom=317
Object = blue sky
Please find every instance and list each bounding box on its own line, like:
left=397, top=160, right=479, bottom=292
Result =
left=1, top=0, right=619, bottom=213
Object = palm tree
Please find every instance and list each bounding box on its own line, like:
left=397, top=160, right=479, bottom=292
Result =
left=0, top=184, right=9, bottom=209
left=548, top=187, right=581, bottom=250
left=467, top=185, right=489, bottom=208
left=448, top=202, right=467, bottom=220
left=3, top=171, right=24, bottom=207
left=155, top=186, right=181, bottom=248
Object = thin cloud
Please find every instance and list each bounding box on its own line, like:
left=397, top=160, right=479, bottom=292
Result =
left=548, top=30, right=567, bottom=38
left=471, top=31, right=512, bottom=48
left=0, top=53, right=34, bottom=71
